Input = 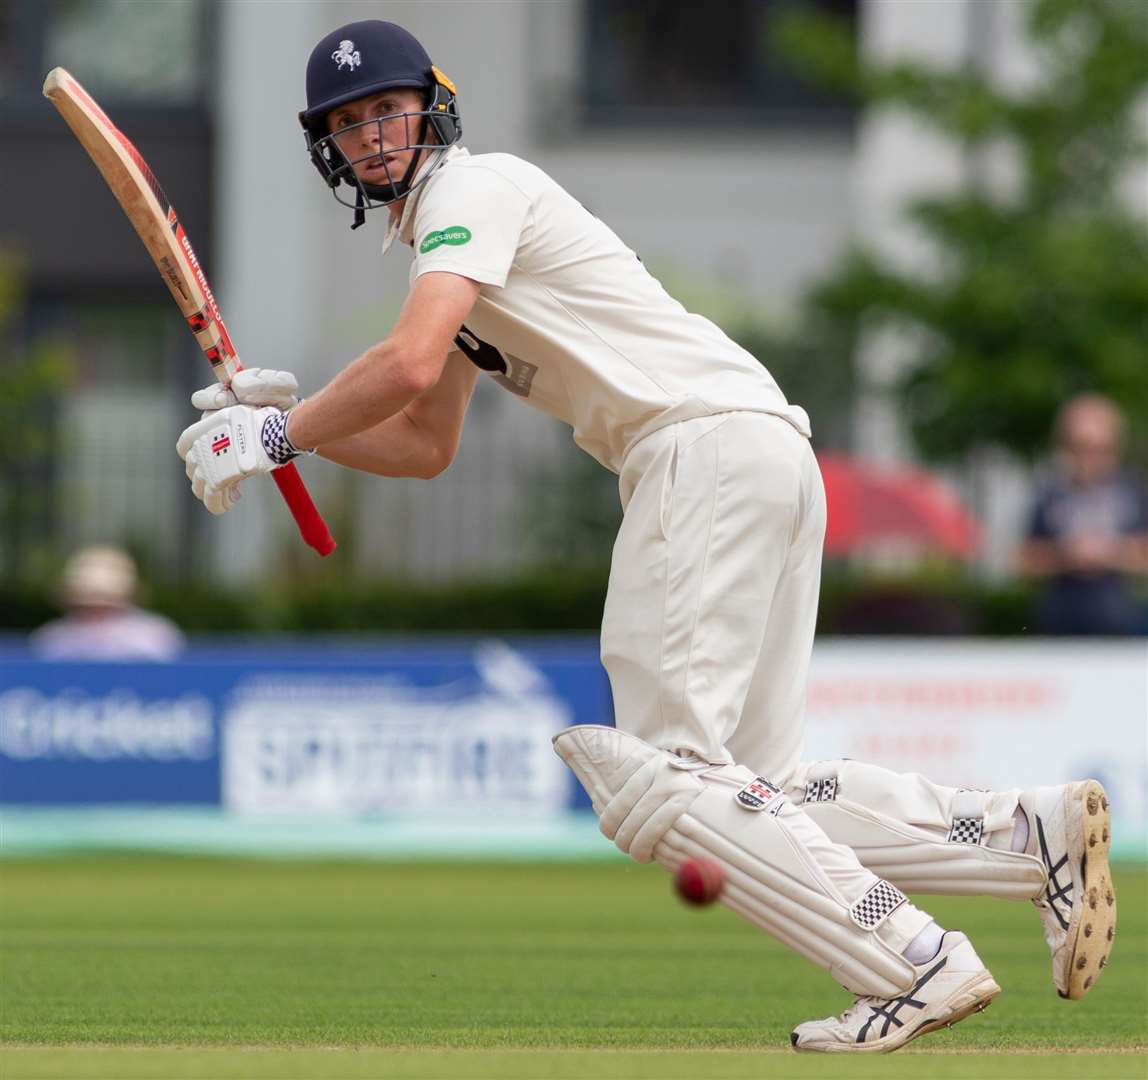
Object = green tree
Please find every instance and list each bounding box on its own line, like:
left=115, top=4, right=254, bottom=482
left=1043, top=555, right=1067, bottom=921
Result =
left=777, top=0, right=1148, bottom=463
left=0, top=257, right=73, bottom=578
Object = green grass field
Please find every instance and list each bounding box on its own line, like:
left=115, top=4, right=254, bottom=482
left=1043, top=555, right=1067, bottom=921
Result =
left=1, top=857, right=1145, bottom=1079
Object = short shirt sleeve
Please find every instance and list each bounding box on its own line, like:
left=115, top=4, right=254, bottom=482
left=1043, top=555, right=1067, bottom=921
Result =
left=410, top=165, right=531, bottom=288
left=1124, top=475, right=1148, bottom=533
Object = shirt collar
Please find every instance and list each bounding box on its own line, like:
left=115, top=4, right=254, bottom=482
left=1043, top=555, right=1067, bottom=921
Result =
left=381, top=144, right=470, bottom=255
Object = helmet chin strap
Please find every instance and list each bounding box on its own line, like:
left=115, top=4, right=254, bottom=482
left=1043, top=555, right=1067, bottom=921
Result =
left=351, top=116, right=430, bottom=230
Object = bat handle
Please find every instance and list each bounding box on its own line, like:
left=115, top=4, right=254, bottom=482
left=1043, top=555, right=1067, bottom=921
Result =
left=271, top=464, right=337, bottom=556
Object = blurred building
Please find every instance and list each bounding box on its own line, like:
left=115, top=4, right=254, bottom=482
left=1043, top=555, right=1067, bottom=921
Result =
left=2, top=2, right=213, bottom=579
left=2, top=1, right=1137, bottom=583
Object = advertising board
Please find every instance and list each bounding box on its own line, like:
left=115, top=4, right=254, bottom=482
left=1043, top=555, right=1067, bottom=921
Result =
left=1, top=638, right=1143, bottom=857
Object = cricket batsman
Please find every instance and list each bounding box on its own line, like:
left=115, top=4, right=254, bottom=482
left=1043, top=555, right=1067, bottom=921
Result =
left=177, top=20, right=1117, bottom=1052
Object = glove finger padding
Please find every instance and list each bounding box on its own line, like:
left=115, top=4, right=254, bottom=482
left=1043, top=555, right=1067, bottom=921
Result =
left=190, top=467, right=205, bottom=503
left=205, top=479, right=242, bottom=516
left=190, top=384, right=239, bottom=413
left=177, top=405, right=283, bottom=515
left=231, top=368, right=299, bottom=410
left=190, top=370, right=299, bottom=414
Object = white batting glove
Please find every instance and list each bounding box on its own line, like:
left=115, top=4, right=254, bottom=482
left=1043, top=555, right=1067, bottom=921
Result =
left=184, top=371, right=300, bottom=511
left=176, top=405, right=302, bottom=516
left=190, top=368, right=300, bottom=415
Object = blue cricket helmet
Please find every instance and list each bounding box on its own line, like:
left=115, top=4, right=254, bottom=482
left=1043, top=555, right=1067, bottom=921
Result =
left=299, top=20, right=461, bottom=228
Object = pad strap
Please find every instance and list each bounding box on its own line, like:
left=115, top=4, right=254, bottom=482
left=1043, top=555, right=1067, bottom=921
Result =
left=851, top=880, right=908, bottom=929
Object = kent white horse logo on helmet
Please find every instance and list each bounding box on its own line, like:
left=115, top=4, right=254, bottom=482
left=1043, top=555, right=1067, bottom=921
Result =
left=331, top=40, right=361, bottom=71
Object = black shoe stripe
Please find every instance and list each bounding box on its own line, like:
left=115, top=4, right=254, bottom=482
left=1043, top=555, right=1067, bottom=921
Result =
left=1036, top=814, right=1072, bottom=931
left=856, top=955, right=947, bottom=1043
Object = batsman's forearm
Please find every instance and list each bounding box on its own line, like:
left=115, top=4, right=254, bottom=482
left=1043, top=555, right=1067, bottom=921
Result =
left=316, top=410, right=441, bottom=479
left=313, top=351, right=477, bottom=479
left=286, top=341, right=444, bottom=450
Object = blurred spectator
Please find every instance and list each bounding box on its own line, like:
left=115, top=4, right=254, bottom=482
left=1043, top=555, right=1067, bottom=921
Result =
left=30, top=546, right=185, bottom=660
left=1019, top=395, right=1148, bottom=635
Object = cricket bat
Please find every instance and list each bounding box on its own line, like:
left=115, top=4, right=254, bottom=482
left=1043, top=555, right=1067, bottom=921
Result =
left=43, top=67, right=336, bottom=557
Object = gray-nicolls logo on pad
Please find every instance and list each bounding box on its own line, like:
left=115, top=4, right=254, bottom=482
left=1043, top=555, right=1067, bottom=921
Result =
left=736, top=775, right=784, bottom=813
left=332, top=40, right=361, bottom=71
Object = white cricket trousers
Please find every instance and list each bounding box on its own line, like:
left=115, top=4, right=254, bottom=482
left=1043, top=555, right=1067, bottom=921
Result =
left=599, top=410, right=926, bottom=917
left=602, top=411, right=822, bottom=784
left=600, top=410, right=1024, bottom=911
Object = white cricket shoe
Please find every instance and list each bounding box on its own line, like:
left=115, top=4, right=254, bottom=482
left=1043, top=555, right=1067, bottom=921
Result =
left=790, top=932, right=1000, bottom=1053
left=1020, top=779, right=1116, bottom=999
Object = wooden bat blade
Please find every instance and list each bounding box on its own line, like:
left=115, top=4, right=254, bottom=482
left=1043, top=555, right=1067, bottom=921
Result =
left=44, top=67, right=335, bottom=557
left=43, top=66, right=239, bottom=382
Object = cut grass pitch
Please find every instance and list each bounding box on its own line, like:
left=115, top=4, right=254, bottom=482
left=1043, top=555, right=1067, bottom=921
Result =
left=3, top=1048, right=1148, bottom=1080
left=0, top=858, right=1144, bottom=1078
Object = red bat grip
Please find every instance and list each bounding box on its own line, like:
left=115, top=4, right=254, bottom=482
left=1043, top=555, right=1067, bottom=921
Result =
left=271, top=464, right=336, bottom=556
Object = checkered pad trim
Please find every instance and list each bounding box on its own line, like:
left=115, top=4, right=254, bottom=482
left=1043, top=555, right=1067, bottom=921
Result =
left=804, top=777, right=838, bottom=803
left=851, top=880, right=908, bottom=930
left=261, top=411, right=300, bottom=465
left=948, top=816, right=984, bottom=845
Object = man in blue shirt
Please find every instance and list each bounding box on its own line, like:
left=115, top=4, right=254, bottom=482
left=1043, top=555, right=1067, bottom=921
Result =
left=1021, top=394, right=1148, bottom=635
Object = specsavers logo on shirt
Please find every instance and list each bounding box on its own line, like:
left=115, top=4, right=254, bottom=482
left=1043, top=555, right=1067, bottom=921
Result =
left=420, top=226, right=472, bottom=254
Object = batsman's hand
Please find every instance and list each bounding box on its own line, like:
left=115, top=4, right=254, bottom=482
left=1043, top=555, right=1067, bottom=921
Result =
left=191, top=368, right=300, bottom=415
left=176, top=405, right=296, bottom=516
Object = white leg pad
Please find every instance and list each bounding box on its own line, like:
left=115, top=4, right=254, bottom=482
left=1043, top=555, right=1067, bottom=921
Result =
left=789, top=759, right=1047, bottom=900
left=554, top=725, right=921, bottom=997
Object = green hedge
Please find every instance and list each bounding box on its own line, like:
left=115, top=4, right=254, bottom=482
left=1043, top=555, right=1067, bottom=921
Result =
left=3, top=567, right=1041, bottom=637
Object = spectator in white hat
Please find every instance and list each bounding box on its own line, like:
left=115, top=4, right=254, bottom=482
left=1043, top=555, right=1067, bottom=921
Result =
left=30, top=546, right=185, bottom=661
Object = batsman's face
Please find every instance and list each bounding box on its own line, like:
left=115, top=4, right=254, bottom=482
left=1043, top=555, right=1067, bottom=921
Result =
left=326, top=88, right=428, bottom=186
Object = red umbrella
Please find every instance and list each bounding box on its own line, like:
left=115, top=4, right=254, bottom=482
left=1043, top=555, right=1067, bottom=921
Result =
left=817, top=453, right=980, bottom=559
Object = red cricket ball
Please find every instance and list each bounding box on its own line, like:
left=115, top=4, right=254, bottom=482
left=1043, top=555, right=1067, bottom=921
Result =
left=674, top=856, right=724, bottom=906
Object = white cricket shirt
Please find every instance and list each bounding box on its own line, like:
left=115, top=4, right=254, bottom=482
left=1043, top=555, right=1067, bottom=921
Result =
left=389, top=146, right=811, bottom=473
